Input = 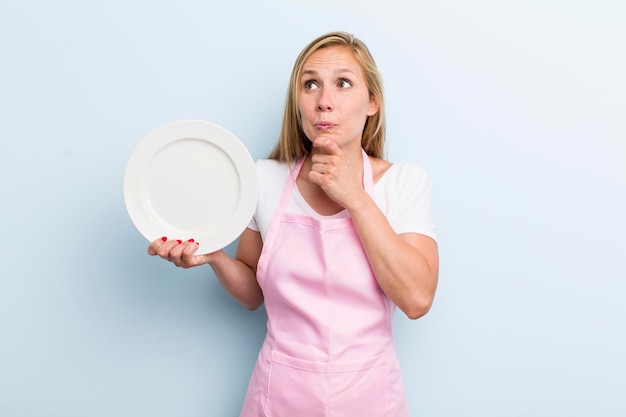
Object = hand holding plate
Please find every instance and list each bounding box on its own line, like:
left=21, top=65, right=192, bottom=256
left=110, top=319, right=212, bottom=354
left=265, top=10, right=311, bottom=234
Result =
left=148, top=237, right=216, bottom=268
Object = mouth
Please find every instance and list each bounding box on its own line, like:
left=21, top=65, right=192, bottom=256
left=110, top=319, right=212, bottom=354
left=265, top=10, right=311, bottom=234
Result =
left=315, top=122, right=336, bottom=131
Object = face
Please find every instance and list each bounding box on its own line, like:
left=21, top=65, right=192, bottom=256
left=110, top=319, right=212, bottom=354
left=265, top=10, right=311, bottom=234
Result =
left=297, top=46, right=379, bottom=151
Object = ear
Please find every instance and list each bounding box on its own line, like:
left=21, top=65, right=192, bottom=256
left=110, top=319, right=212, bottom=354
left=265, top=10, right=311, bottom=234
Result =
left=367, top=95, right=380, bottom=116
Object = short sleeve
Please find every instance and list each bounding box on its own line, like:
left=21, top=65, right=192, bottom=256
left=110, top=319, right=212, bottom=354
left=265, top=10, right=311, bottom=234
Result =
left=375, top=162, right=437, bottom=241
left=246, top=159, right=290, bottom=241
left=247, top=161, right=262, bottom=232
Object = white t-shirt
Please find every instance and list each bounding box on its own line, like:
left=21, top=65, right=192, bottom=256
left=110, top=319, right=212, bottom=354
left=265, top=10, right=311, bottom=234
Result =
left=248, top=159, right=437, bottom=242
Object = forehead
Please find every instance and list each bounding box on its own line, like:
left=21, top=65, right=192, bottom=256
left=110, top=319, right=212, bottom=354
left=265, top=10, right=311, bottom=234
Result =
left=301, top=46, right=362, bottom=74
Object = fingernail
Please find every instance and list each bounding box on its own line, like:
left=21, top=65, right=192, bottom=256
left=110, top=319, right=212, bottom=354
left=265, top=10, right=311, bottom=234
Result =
left=187, top=238, right=195, bottom=243
left=161, top=236, right=167, bottom=242
left=195, top=242, right=199, bottom=245
left=176, top=240, right=182, bottom=244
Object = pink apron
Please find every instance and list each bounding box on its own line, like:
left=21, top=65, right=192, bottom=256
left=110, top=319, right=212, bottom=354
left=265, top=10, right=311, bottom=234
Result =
left=239, top=151, right=409, bottom=417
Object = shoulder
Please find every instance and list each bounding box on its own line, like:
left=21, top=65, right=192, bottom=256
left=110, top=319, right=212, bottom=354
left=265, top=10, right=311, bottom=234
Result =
left=250, top=159, right=291, bottom=238
left=254, top=159, right=292, bottom=198
left=255, top=158, right=288, bottom=171
left=375, top=160, right=437, bottom=239
left=255, top=158, right=290, bottom=180
left=377, top=161, right=432, bottom=190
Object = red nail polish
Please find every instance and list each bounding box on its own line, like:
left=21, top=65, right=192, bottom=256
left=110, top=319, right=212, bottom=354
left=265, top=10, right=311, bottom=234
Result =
left=176, top=240, right=182, bottom=244
left=187, top=238, right=195, bottom=243
left=161, top=236, right=167, bottom=242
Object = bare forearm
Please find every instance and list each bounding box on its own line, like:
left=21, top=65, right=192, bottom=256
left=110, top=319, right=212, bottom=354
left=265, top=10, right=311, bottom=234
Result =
left=209, top=250, right=264, bottom=310
left=347, top=195, right=439, bottom=319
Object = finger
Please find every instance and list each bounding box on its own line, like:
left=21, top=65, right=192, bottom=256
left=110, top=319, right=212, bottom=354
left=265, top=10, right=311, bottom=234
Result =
left=312, top=136, right=341, bottom=156
left=307, top=169, right=325, bottom=187
left=181, top=239, right=199, bottom=256
left=310, top=161, right=337, bottom=180
left=180, top=239, right=201, bottom=267
left=147, top=236, right=168, bottom=256
left=170, top=239, right=199, bottom=265
left=310, top=152, right=338, bottom=167
left=155, top=239, right=182, bottom=259
left=167, top=240, right=187, bottom=261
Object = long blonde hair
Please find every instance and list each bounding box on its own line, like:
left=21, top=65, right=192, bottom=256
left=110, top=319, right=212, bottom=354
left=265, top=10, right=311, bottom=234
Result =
left=268, top=31, right=385, bottom=163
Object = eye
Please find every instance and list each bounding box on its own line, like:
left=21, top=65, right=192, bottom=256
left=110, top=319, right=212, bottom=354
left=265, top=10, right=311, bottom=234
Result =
left=304, top=80, right=319, bottom=90
left=338, top=78, right=352, bottom=89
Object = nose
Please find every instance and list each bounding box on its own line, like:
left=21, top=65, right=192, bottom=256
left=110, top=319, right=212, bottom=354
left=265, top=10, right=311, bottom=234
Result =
left=316, top=88, right=333, bottom=111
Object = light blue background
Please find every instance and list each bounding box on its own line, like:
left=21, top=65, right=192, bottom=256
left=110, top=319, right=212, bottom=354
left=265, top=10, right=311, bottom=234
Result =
left=1, top=1, right=625, bottom=416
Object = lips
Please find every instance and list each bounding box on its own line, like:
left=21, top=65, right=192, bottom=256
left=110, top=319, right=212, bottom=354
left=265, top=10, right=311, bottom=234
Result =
left=316, top=122, right=336, bottom=130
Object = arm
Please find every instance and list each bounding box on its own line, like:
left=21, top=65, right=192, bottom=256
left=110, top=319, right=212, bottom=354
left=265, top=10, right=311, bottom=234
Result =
left=147, top=227, right=264, bottom=310
left=347, top=199, right=439, bottom=319
left=213, top=228, right=264, bottom=310
left=308, top=138, right=439, bottom=319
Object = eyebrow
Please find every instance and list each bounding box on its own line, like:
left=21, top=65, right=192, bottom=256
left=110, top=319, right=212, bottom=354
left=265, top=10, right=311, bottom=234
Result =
left=301, top=67, right=356, bottom=76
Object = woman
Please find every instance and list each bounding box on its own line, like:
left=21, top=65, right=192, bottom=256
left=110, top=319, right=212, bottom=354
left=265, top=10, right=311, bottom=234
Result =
left=148, top=31, right=438, bottom=417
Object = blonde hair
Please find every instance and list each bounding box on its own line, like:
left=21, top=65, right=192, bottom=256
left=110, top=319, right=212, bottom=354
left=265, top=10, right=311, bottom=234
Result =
left=268, top=31, right=385, bottom=163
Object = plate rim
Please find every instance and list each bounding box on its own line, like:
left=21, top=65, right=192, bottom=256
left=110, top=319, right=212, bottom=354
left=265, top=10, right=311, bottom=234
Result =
left=123, top=119, right=258, bottom=254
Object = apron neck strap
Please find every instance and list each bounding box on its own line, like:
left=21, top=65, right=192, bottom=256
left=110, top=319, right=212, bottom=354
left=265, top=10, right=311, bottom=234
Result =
left=361, top=149, right=375, bottom=195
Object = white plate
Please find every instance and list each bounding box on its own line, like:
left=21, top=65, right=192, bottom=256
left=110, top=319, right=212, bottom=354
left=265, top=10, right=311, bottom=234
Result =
left=123, top=120, right=258, bottom=255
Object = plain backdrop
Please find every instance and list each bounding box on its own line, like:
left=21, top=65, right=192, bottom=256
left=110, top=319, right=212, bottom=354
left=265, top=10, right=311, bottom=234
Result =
left=1, top=0, right=625, bottom=416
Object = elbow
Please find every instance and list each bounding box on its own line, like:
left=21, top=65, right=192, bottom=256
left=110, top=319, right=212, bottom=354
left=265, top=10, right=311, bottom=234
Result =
left=243, top=295, right=264, bottom=311
left=245, top=302, right=263, bottom=311
left=403, top=271, right=438, bottom=320
left=402, top=294, right=435, bottom=320
left=404, top=305, right=431, bottom=320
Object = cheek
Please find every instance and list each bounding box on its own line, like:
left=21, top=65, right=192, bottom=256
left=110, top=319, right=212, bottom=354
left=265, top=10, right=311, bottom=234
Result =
left=298, top=101, right=317, bottom=127
left=297, top=98, right=309, bottom=119
left=352, top=101, right=374, bottom=123
left=296, top=107, right=314, bottom=139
